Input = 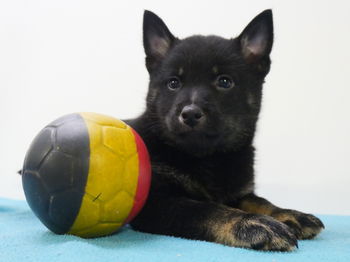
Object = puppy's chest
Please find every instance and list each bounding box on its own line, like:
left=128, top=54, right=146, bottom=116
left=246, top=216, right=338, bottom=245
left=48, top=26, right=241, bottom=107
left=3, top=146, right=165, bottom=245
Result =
left=151, top=156, right=254, bottom=203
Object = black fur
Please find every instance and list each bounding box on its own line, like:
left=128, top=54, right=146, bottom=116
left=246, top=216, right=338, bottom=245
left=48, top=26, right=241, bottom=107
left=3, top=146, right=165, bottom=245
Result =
left=125, top=10, right=324, bottom=251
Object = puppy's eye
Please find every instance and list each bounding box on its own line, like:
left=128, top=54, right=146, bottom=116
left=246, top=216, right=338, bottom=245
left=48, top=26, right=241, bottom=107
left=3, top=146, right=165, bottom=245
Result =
left=167, top=77, right=181, bottom=90
left=216, top=75, right=235, bottom=90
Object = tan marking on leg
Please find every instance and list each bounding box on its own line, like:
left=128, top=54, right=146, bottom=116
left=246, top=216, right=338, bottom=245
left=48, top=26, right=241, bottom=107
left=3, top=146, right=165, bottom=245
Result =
left=273, top=213, right=299, bottom=225
left=239, top=200, right=274, bottom=216
left=208, top=214, right=241, bottom=246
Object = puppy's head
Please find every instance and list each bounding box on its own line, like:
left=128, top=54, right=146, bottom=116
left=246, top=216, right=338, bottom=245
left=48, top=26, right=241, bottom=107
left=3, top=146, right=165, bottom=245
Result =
left=143, top=10, right=273, bottom=156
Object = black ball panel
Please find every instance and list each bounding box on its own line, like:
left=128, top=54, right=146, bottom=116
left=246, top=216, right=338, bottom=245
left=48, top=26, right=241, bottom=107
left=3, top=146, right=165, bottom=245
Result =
left=38, top=151, right=76, bottom=193
left=56, top=117, right=91, bottom=157
left=23, top=128, right=54, bottom=171
left=48, top=113, right=82, bottom=128
left=22, top=113, right=90, bottom=234
left=21, top=171, right=61, bottom=231
left=49, top=190, right=85, bottom=233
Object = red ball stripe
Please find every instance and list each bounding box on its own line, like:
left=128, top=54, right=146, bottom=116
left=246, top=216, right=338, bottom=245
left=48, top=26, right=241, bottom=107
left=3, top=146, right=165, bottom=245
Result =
left=124, top=128, right=152, bottom=224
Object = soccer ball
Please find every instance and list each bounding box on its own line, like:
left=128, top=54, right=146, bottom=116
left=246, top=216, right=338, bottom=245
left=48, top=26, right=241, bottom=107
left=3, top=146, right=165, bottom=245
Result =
left=22, top=112, right=151, bottom=238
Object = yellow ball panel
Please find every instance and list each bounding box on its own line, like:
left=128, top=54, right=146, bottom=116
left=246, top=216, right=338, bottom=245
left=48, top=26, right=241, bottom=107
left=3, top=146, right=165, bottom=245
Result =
left=81, top=112, right=127, bottom=129
left=123, top=154, right=139, bottom=197
left=82, top=121, right=102, bottom=149
left=68, top=194, right=100, bottom=233
left=73, top=222, right=122, bottom=238
left=102, top=126, right=137, bottom=158
left=86, top=148, right=125, bottom=202
left=101, top=191, right=134, bottom=223
left=68, top=112, right=140, bottom=238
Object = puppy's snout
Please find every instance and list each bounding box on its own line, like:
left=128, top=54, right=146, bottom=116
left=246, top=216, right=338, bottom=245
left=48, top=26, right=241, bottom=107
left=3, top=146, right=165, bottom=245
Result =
left=179, top=105, right=205, bottom=127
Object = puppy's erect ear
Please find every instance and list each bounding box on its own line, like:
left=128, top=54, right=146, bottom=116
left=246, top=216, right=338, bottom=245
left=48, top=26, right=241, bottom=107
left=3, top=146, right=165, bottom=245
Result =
left=143, top=10, right=176, bottom=72
left=238, top=10, right=273, bottom=63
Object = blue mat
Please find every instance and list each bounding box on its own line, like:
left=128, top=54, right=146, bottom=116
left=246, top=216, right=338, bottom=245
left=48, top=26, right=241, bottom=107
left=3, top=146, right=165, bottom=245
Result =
left=1, top=198, right=349, bottom=262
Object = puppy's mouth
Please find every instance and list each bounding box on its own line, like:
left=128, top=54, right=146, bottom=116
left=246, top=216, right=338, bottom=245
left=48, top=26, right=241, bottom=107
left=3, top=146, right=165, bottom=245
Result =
left=178, top=131, right=220, bottom=141
left=163, top=113, right=224, bottom=148
left=169, top=130, right=223, bottom=156
left=167, top=123, right=222, bottom=144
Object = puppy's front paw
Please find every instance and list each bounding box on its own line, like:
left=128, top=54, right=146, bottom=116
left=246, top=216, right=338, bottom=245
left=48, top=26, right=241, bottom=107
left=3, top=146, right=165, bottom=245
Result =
left=226, top=214, right=297, bottom=251
left=272, top=209, right=325, bottom=239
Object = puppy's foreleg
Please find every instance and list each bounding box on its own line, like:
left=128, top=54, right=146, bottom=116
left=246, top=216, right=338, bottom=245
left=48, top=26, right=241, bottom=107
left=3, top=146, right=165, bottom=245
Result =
left=130, top=195, right=297, bottom=251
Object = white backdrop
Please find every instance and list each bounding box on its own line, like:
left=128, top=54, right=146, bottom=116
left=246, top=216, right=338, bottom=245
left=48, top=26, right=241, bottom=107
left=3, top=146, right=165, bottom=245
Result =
left=1, top=0, right=349, bottom=215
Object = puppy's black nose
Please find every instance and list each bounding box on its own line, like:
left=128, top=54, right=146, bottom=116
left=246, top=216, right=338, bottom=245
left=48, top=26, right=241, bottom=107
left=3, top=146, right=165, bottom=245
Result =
left=179, top=105, right=205, bottom=127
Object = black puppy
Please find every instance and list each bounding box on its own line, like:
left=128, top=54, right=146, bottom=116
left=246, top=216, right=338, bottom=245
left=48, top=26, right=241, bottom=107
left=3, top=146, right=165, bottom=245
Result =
left=126, top=10, right=324, bottom=251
